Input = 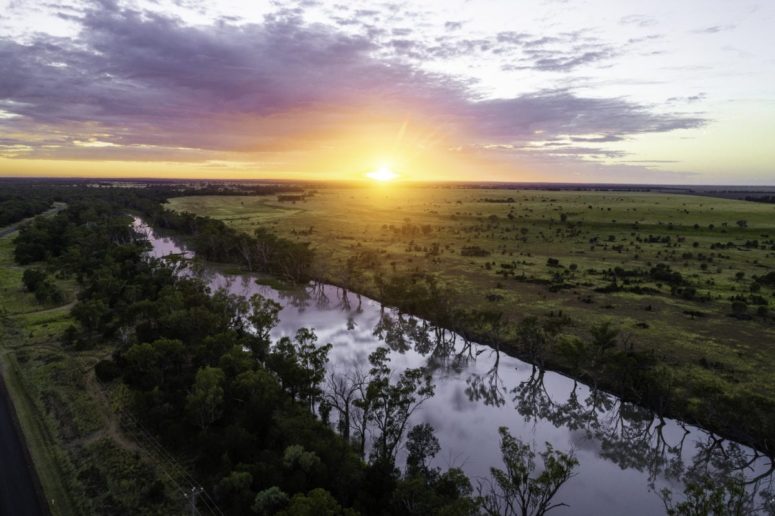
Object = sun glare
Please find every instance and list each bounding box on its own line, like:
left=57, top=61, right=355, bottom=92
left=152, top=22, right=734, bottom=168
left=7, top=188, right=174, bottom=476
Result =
left=366, top=165, right=398, bottom=182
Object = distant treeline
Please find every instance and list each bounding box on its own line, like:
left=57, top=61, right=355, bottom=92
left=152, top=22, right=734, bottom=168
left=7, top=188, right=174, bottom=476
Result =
left=0, top=183, right=60, bottom=226
left=744, top=195, right=775, bottom=204
left=144, top=207, right=314, bottom=282
left=166, top=183, right=305, bottom=197
left=0, top=197, right=51, bottom=227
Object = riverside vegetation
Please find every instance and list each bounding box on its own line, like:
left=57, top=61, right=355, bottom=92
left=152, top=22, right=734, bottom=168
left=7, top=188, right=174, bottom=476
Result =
left=2, top=189, right=583, bottom=515
left=167, top=186, right=775, bottom=454
left=1, top=180, right=774, bottom=514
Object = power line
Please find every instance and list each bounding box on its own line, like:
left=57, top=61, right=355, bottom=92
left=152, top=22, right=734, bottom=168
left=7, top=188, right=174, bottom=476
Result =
left=185, top=487, right=203, bottom=516
left=119, top=413, right=223, bottom=516
left=93, top=380, right=223, bottom=515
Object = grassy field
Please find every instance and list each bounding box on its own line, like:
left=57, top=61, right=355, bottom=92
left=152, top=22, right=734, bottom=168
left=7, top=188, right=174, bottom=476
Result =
left=167, top=187, right=775, bottom=438
left=0, top=231, right=183, bottom=514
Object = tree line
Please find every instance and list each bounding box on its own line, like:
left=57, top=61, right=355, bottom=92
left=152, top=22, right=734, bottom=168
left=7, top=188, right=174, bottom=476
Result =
left=146, top=207, right=315, bottom=282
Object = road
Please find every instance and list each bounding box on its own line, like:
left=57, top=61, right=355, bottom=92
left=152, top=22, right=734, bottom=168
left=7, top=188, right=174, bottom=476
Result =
left=0, top=224, right=21, bottom=239
left=0, top=374, right=48, bottom=516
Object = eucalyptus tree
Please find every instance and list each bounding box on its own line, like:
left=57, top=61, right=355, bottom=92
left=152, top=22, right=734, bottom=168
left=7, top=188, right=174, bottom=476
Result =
left=267, top=328, right=332, bottom=412
left=351, top=347, right=435, bottom=465
left=479, top=427, right=578, bottom=516
left=246, top=293, right=281, bottom=360
left=324, top=369, right=367, bottom=443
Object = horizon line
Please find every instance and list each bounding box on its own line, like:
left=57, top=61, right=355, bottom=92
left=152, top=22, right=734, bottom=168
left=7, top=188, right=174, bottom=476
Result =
left=1, top=175, right=774, bottom=189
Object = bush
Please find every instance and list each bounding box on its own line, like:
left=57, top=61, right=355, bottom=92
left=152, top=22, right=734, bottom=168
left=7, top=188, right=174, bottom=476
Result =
left=33, top=282, right=64, bottom=304
left=22, top=269, right=64, bottom=304
left=61, top=325, right=79, bottom=347
left=460, top=246, right=490, bottom=257
left=22, top=269, right=47, bottom=292
left=95, top=359, right=122, bottom=382
left=730, top=301, right=750, bottom=320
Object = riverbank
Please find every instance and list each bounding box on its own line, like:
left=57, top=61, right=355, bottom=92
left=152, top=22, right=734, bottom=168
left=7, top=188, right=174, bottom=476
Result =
left=134, top=215, right=775, bottom=515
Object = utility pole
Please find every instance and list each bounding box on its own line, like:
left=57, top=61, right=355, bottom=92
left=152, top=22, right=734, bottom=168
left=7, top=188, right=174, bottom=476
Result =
left=185, top=486, right=203, bottom=516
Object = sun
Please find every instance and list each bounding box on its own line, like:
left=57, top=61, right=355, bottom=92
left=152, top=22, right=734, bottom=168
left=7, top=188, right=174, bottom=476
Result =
left=366, top=165, right=398, bottom=182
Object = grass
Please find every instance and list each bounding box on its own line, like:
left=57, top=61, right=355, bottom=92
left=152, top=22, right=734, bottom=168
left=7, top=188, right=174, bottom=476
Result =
left=167, top=187, right=775, bottom=444
left=0, top=229, right=183, bottom=515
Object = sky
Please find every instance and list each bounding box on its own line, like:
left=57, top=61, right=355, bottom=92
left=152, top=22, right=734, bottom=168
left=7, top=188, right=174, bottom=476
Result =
left=0, top=0, right=773, bottom=184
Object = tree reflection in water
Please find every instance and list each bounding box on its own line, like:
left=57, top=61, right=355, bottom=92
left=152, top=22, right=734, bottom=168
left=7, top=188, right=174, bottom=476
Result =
left=136, top=219, right=774, bottom=513
left=370, top=308, right=775, bottom=512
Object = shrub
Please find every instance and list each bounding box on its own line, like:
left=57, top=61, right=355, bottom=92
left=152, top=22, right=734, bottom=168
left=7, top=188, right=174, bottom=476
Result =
left=730, top=301, right=749, bottom=320
left=95, top=359, right=122, bottom=382
left=460, top=246, right=490, bottom=257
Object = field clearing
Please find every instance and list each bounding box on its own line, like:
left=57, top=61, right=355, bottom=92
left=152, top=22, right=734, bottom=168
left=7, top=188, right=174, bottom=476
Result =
left=167, top=188, right=775, bottom=419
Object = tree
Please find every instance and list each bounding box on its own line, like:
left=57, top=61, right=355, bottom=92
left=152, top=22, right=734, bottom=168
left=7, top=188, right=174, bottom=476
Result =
left=392, top=467, right=478, bottom=516
left=247, top=294, right=281, bottom=359
left=71, top=298, right=109, bottom=343
left=123, top=338, right=185, bottom=390
left=216, top=470, right=254, bottom=514
left=186, top=366, right=225, bottom=430
left=283, top=444, right=322, bottom=474
left=660, top=474, right=757, bottom=516
left=21, top=269, right=46, bottom=292
left=479, top=427, right=578, bottom=516
left=267, top=328, right=332, bottom=411
left=252, top=486, right=289, bottom=515
left=124, top=342, right=163, bottom=389
left=276, top=488, right=356, bottom=516
left=363, top=347, right=435, bottom=465
left=589, top=321, right=618, bottom=357
left=517, top=317, right=548, bottom=368
left=32, top=280, right=63, bottom=304
left=556, top=337, right=590, bottom=374
left=324, top=369, right=366, bottom=443
left=232, top=368, right=282, bottom=428
left=405, top=423, right=440, bottom=478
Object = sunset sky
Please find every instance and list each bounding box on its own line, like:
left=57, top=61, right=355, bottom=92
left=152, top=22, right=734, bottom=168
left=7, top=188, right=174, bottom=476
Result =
left=1, top=0, right=773, bottom=184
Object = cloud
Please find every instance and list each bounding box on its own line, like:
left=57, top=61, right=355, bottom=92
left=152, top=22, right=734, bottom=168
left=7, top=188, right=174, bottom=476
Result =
left=418, top=30, right=619, bottom=73
left=620, top=15, right=657, bottom=28
left=505, top=49, right=616, bottom=72
left=691, top=25, right=736, bottom=34
left=667, top=93, right=707, bottom=104
left=0, top=0, right=704, bottom=168
left=465, top=93, right=703, bottom=141
left=571, top=135, right=625, bottom=143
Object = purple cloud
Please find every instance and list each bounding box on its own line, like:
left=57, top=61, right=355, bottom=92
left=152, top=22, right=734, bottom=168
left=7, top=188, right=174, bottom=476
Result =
left=0, top=0, right=705, bottom=167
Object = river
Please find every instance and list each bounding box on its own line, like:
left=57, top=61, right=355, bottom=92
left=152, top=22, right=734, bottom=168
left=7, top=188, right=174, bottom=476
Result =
left=133, top=217, right=774, bottom=515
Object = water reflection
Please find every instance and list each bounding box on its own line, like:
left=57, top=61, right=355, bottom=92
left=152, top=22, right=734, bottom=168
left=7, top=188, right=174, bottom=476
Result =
left=370, top=308, right=775, bottom=512
left=133, top=217, right=774, bottom=515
